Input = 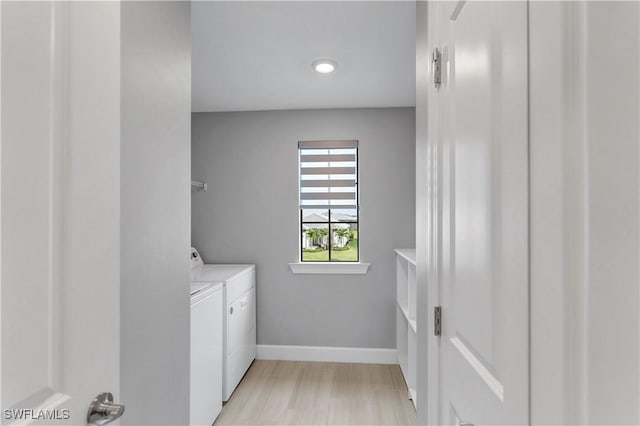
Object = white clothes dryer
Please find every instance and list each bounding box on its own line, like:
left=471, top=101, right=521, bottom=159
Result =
left=190, top=282, right=223, bottom=425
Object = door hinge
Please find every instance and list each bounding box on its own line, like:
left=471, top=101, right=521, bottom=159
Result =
left=432, top=47, right=442, bottom=89
left=434, top=306, right=442, bottom=336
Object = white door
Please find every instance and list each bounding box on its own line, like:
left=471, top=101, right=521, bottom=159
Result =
left=1, top=2, right=122, bottom=425
left=435, top=1, right=529, bottom=424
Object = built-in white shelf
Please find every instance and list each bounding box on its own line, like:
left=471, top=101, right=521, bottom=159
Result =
left=395, top=249, right=416, bottom=265
left=396, top=301, right=416, bottom=333
left=395, top=248, right=417, bottom=410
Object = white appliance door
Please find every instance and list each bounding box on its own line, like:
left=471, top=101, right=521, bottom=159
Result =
left=190, top=289, right=223, bottom=426
left=436, top=1, right=529, bottom=425
left=1, top=2, right=122, bottom=425
left=226, top=287, right=256, bottom=396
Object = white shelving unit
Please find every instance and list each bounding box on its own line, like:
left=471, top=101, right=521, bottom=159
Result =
left=395, top=248, right=417, bottom=408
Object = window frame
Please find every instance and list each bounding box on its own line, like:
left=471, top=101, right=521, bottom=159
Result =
left=298, top=140, right=360, bottom=263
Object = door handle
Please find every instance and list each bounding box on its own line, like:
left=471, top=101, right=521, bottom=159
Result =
left=87, top=392, right=125, bottom=425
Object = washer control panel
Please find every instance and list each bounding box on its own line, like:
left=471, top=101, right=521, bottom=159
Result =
left=190, top=247, right=204, bottom=270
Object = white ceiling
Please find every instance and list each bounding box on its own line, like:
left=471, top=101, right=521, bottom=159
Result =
left=191, top=1, right=416, bottom=112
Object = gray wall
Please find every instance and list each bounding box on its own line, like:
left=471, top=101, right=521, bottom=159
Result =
left=192, top=108, right=415, bottom=349
left=120, top=2, right=191, bottom=425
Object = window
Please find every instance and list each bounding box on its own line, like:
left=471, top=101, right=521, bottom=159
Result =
left=298, top=140, right=359, bottom=262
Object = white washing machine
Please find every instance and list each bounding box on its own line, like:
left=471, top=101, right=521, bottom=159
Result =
left=190, top=282, right=223, bottom=426
left=190, top=247, right=256, bottom=401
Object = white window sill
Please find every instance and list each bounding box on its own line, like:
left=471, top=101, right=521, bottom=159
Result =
left=288, top=262, right=371, bottom=275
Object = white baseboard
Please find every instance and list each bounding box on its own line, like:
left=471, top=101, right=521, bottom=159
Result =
left=256, top=344, right=397, bottom=364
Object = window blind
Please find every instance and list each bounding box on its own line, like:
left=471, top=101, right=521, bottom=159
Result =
left=298, top=140, right=358, bottom=210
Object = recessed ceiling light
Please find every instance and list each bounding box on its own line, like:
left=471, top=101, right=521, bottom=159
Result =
left=312, top=59, right=337, bottom=74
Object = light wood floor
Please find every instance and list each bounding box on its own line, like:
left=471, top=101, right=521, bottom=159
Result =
left=214, top=360, right=416, bottom=426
